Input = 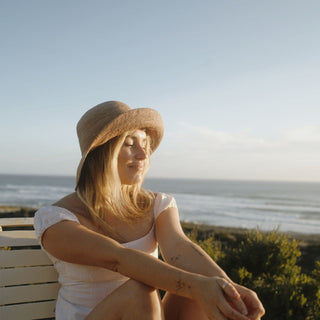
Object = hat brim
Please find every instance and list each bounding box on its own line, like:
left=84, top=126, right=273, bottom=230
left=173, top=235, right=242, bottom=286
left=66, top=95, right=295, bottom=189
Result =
left=76, top=107, right=163, bottom=188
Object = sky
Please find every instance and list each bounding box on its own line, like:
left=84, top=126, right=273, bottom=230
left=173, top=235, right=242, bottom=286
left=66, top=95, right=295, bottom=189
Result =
left=1, top=0, right=320, bottom=182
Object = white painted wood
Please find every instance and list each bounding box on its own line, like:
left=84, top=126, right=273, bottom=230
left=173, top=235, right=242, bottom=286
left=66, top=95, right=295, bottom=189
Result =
left=0, top=230, right=38, bottom=247
left=0, top=300, right=56, bottom=319
left=1, top=265, right=58, bottom=286
left=0, top=217, right=59, bottom=318
left=0, top=249, right=52, bottom=267
left=0, top=282, right=60, bottom=305
left=0, top=217, right=34, bottom=227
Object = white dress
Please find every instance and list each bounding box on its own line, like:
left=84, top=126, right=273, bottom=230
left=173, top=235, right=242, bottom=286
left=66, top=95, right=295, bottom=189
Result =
left=34, top=193, right=177, bottom=320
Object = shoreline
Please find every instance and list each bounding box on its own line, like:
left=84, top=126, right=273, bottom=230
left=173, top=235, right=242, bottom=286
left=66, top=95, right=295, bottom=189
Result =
left=180, top=221, right=320, bottom=275
left=1, top=205, right=320, bottom=273
left=1, top=204, right=320, bottom=242
left=180, top=221, right=320, bottom=243
left=1, top=205, right=319, bottom=237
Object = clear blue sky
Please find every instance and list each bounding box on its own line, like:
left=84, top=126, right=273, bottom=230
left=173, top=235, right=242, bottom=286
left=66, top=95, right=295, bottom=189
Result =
left=1, top=0, right=320, bottom=181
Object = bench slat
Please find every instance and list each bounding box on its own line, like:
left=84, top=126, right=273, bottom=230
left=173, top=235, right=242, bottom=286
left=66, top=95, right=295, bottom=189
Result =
left=0, top=249, right=52, bottom=267
left=0, top=282, right=60, bottom=305
left=1, top=265, right=58, bottom=286
left=0, top=217, right=59, bottom=318
left=0, top=217, right=34, bottom=227
left=0, top=230, right=38, bottom=246
left=0, top=300, right=56, bottom=319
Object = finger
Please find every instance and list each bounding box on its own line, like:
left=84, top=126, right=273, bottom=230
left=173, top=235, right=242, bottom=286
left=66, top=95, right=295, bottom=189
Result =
left=242, top=293, right=265, bottom=318
left=218, top=302, right=249, bottom=320
left=230, top=298, right=248, bottom=317
left=213, top=289, right=249, bottom=320
left=217, top=279, right=239, bottom=300
left=206, top=306, right=228, bottom=320
left=252, top=301, right=265, bottom=318
left=248, top=308, right=264, bottom=319
left=217, top=279, right=248, bottom=316
left=247, top=308, right=265, bottom=320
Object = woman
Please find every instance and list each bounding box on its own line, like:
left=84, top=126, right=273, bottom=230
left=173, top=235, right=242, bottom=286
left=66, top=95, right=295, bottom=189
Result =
left=34, top=101, right=265, bottom=320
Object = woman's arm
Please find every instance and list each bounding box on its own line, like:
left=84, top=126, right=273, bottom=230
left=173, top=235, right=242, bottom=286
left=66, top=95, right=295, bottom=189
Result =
left=42, top=220, right=250, bottom=320
left=155, top=207, right=230, bottom=278
left=155, top=206, right=265, bottom=320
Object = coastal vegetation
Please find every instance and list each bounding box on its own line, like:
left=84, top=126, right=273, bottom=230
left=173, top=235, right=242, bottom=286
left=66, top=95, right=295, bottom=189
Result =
left=183, top=223, right=320, bottom=320
left=1, top=207, right=319, bottom=319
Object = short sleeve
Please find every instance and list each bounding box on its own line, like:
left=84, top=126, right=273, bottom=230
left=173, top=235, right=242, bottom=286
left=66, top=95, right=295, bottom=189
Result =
left=154, top=193, right=177, bottom=220
left=34, top=206, right=80, bottom=244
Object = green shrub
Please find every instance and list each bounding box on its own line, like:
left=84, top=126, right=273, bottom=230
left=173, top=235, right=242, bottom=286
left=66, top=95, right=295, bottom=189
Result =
left=220, top=230, right=301, bottom=281
left=189, top=228, right=320, bottom=320
left=188, top=228, right=226, bottom=262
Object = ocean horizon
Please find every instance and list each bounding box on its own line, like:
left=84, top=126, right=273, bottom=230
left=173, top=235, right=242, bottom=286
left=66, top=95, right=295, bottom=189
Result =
left=1, top=173, right=320, bottom=235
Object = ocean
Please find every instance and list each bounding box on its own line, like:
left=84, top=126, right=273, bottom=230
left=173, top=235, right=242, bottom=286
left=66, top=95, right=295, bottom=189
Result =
left=0, top=174, right=319, bottom=235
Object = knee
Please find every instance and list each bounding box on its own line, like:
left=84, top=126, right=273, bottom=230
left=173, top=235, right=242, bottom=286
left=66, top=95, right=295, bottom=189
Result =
left=129, top=282, right=163, bottom=320
left=163, top=293, right=207, bottom=320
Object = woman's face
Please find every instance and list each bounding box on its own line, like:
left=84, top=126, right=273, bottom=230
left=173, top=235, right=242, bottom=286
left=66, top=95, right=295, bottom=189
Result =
left=117, top=129, right=149, bottom=185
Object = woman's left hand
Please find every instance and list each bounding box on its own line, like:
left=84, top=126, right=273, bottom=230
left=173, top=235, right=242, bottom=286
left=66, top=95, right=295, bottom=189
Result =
left=232, top=284, right=265, bottom=320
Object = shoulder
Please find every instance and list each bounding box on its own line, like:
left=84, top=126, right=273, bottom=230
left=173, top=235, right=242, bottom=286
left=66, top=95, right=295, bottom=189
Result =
left=34, top=192, right=85, bottom=235
left=53, top=193, right=85, bottom=212
left=154, top=192, right=178, bottom=220
left=33, top=205, right=80, bottom=241
left=154, top=193, right=186, bottom=249
left=53, top=192, right=92, bottom=218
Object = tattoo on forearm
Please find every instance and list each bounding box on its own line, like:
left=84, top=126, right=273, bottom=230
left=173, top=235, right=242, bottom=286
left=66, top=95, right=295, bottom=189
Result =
left=189, top=243, right=204, bottom=257
left=175, top=278, right=191, bottom=294
left=176, top=279, right=184, bottom=292
left=170, top=255, right=181, bottom=264
left=111, top=263, right=119, bottom=273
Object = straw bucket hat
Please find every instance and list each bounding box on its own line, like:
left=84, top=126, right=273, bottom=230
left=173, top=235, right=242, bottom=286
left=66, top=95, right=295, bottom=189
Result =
left=75, top=100, right=164, bottom=187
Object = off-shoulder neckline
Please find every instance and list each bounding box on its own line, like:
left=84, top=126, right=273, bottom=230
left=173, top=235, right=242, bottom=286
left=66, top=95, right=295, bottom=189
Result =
left=42, top=197, right=159, bottom=245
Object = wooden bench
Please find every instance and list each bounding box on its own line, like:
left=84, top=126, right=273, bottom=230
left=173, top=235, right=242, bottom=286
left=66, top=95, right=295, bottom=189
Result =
left=0, top=217, right=59, bottom=319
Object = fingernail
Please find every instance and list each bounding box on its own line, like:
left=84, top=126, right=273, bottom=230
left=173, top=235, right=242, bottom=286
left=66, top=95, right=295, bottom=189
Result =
left=243, top=309, right=248, bottom=316
left=234, top=291, right=241, bottom=299
left=241, top=305, right=248, bottom=315
left=241, top=307, right=248, bottom=315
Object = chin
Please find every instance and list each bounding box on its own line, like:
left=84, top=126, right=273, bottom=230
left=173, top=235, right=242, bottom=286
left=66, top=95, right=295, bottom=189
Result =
left=121, top=174, right=144, bottom=186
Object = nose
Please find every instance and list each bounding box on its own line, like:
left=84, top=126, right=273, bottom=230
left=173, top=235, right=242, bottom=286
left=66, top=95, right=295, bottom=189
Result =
left=135, top=144, right=147, bottom=160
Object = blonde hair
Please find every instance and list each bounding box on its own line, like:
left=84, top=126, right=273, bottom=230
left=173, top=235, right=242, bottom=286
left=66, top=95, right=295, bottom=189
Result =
left=76, top=130, right=155, bottom=239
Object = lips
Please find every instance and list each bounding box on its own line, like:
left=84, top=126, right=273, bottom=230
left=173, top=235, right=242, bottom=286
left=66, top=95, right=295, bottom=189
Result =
left=129, top=163, right=144, bottom=170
